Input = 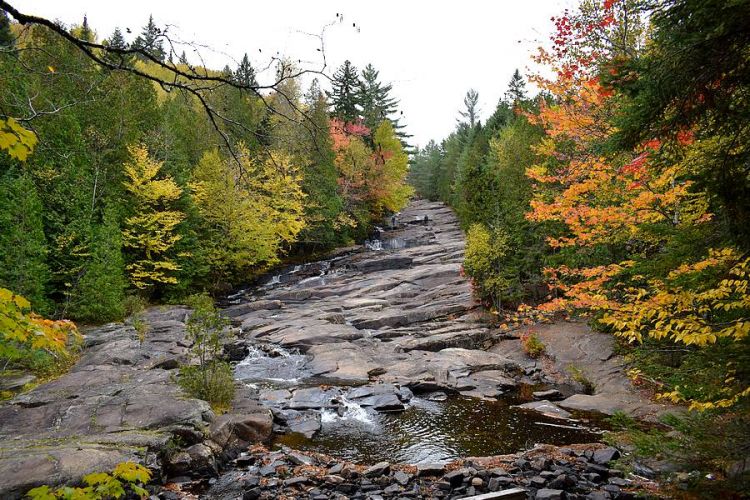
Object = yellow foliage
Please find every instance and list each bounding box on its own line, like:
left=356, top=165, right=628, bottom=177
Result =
left=0, top=117, right=38, bottom=161
left=122, top=144, right=185, bottom=289
left=190, top=145, right=305, bottom=279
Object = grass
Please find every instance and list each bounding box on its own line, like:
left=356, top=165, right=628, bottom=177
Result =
left=567, top=364, right=596, bottom=394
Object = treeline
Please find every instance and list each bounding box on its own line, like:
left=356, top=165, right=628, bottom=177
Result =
left=410, top=70, right=546, bottom=309
left=0, top=14, right=412, bottom=322
left=411, top=0, right=749, bottom=488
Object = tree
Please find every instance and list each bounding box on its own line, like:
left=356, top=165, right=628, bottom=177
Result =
left=371, top=120, right=413, bottom=214
left=0, top=169, right=50, bottom=312
left=458, top=89, right=480, bottom=128
left=0, top=9, right=12, bottom=47
left=121, top=144, right=185, bottom=292
left=329, top=60, right=362, bottom=123
left=505, top=69, right=527, bottom=104
left=105, top=27, right=126, bottom=50
left=234, top=53, right=257, bottom=87
left=131, top=15, right=165, bottom=62
left=463, top=223, right=511, bottom=311
left=68, top=207, right=126, bottom=322
left=610, top=0, right=750, bottom=245
left=190, top=146, right=305, bottom=287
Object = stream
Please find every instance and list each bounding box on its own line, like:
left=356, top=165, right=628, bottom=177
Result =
left=222, top=200, right=607, bottom=467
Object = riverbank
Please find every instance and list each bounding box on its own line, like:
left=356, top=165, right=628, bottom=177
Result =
left=0, top=200, right=674, bottom=499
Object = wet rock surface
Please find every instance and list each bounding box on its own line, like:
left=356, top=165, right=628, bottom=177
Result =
left=0, top=200, right=664, bottom=498
left=229, top=201, right=514, bottom=397
left=0, top=307, right=271, bottom=499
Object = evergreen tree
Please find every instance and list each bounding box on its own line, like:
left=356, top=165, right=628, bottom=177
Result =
left=103, top=27, right=131, bottom=65
left=458, top=89, right=480, bottom=128
left=69, top=207, right=127, bottom=322
left=0, top=9, right=13, bottom=47
left=79, top=15, right=93, bottom=42
left=328, top=60, right=362, bottom=123
left=505, top=69, right=527, bottom=104
left=132, top=15, right=165, bottom=62
left=0, top=169, right=50, bottom=313
left=106, top=27, right=127, bottom=50
left=358, top=63, right=412, bottom=150
left=359, top=64, right=398, bottom=131
left=235, top=53, right=257, bottom=87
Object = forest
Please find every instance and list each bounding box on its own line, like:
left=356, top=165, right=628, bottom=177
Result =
left=1, top=0, right=749, bottom=498
left=409, top=0, right=750, bottom=491
left=0, top=11, right=412, bottom=325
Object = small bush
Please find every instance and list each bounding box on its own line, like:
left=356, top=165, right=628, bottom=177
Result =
left=177, top=293, right=235, bottom=412
left=521, top=331, right=546, bottom=358
left=26, top=461, right=151, bottom=499
left=123, top=295, right=147, bottom=317
left=568, top=364, right=596, bottom=394
left=178, top=361, right=235, bottom=413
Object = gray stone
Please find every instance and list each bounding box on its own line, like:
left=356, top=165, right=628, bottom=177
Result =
left=533, top=389, right=563, bottom=401
left=417, top=463, right=445, bottom=476
left=364, top=461, right=390, bottom=477
left=536, top=489, right=564, bottom=500
left=0, top=373, right=37, bottom=391
left=592, top=447, right=621, bottom=465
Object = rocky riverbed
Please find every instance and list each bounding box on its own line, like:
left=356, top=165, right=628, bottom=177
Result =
left=0, top=200, right=668, bottom=499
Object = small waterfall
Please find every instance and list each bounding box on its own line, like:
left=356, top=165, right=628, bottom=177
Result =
left=365, top=239, right=383, bottom=251
left=321, top=396, right=374, bottom=425
left=234, top=344, right=310, bottom=383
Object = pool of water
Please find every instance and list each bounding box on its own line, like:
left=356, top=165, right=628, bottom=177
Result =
left=273, top=395, right=604, bottom=464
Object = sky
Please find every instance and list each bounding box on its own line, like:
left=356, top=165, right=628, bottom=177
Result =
left=20, top=0, right=569, bottom=148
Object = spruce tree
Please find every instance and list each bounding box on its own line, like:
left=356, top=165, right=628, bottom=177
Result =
left=0, top=10, right=13, bottom=47
left=358, top=63, right=412, bottom=151
left=235, top=53, right=257, bottom=87
left=132, top=15, right=165, bottom=62
left=505, top=69, right=527, bottom=104
left=104, top=27, right=131, bottom=65
left=79, top=15, right=93, bottom=42
left=328, top=60, right=362, bottom=123
left=69, top=207, right=127, bottom=322
left=0, top=170, right=50, bottom=313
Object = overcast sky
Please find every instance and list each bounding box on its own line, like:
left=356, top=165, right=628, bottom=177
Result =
left=21, top=0, right=568, bottom=147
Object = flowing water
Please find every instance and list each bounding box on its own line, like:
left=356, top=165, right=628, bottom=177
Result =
left=233, top=344, right=605, bottom=465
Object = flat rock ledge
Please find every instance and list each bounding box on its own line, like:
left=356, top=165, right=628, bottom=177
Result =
left=0, top=307, right=272, bottom=499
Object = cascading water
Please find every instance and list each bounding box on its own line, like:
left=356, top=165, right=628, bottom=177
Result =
left=234, top=345, right=310, bottom=385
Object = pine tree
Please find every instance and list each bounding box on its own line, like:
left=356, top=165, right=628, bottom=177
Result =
left=328, top=60, right=362, bottom=123
left=0, top=9, right=13, bottom=47
left=104, top=27, right=131, bottom=65
left=121, top=144, right=185, bottom=291
left=132, top=15, right=165, bottom=62
left=505, top=69, right=527, bottom=104
left=235, top=53, right=257, bottom=87
left=458, top=89, right=480, bottom=128
left=106, top=27, right=127, bottom=50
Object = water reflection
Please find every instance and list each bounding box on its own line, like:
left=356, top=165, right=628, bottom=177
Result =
left=275, top=395, right=602, bottom=464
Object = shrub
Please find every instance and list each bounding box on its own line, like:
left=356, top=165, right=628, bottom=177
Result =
left=463, top=223, right=511, bottom=311
left=0, top=288, right=80, bottom=378
left=26, top=461, right=151, bottom=499
left=177, top=293, right=235, bottom=412
left=521, top=331, right=546, bottom=358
